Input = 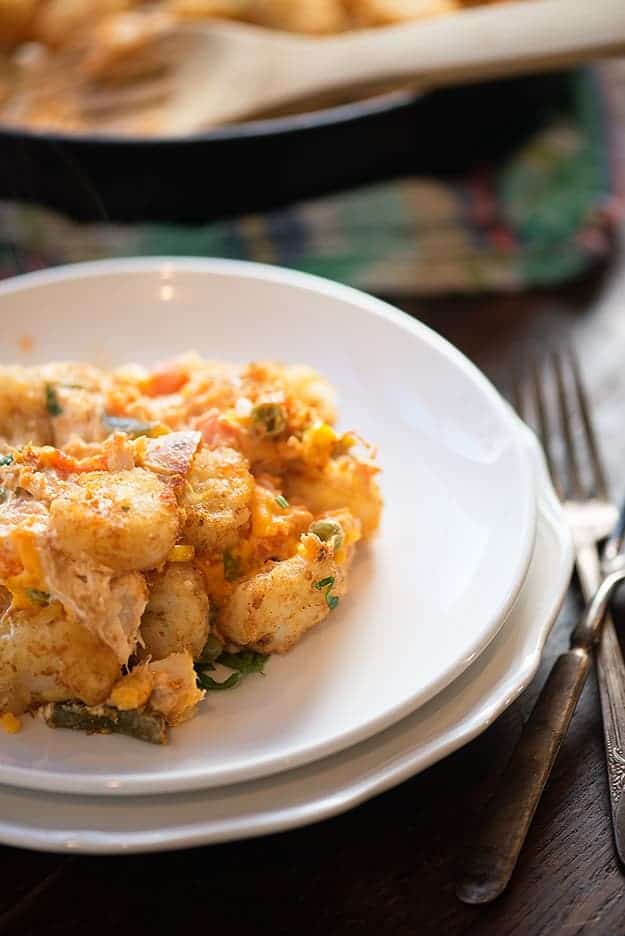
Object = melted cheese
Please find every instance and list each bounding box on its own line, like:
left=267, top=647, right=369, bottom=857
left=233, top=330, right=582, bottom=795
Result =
left=109, top=666, right=154, bottom=711
left=0, top=713, right=20, bottom=734
left=4, top=527, right=46, bottom=606
left=167, top=544, right=195, bottom=562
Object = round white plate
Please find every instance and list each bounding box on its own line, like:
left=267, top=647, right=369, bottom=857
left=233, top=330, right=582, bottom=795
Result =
left=0, top=427, right=572, bottom=853
left=0, top=258, right=536, bottom=795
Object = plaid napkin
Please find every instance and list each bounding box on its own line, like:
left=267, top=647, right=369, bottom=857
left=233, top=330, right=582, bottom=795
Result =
left=0, top=66, right=622, bottom=295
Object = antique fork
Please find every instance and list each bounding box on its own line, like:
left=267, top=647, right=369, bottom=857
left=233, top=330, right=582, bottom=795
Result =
left=458, top=347, right=625, bottom=904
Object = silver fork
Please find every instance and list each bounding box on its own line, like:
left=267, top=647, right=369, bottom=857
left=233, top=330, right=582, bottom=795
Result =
left=457, top=347, right=625, bottom=904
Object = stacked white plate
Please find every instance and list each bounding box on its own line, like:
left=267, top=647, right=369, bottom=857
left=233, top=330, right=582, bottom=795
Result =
left=0, top=259, right=573, bottom=853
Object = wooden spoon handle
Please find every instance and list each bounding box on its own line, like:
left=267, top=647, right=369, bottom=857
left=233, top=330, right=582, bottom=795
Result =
left=300, top=0, right=625, bottom=98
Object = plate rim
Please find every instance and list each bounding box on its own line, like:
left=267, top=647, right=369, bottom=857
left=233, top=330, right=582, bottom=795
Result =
left=0, top=425, right=573, bottom=854
left=0, top=257, right=538, bottom=795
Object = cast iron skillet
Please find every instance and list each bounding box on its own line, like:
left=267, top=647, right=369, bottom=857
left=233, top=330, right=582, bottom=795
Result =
left=0, top=71, right=573, bottom=223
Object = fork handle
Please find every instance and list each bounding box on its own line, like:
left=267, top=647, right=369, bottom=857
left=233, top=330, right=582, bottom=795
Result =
left=457, top=648, right=590, bottom=904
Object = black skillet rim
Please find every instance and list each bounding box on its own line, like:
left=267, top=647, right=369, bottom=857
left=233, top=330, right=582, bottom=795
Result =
left=0, top=86, right=419, bottom=147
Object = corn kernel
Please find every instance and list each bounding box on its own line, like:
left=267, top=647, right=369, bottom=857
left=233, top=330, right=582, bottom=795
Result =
left=167, top=544, right=196, bottom=563
left=302, top=421, right=337, bottom=467
left=313, top=422, right=336, bottom=445
left=0, top=713, right=20, bottom=734
left=297, top=536, right=319, bottom=561
left=109, top=668, right=153, bottom=711
left=147, top=423, right=171, bottom=438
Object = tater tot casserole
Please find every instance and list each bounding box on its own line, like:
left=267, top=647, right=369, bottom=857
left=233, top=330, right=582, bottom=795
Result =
left=0, top=0, right=511, bottom=133
left=0, top=355, right=382, bottom=743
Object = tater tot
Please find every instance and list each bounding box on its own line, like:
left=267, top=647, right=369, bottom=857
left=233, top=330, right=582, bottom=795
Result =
left=286, top=456, right=382, bottom=539
left=248, top=0, right=348, bottom=33
left=345, top=0, right=459, bottom=26
left=0, top=366, right=51, bottom=446
left=167, top=0, right=252, bottom=19
left=181, top=446, right=253, bottom=552
left=0, top=604, right=120, bottom=714
left=39, top=362, right=108, bottom=448
left=141, top=562, right=209, bottom=660
left=33, top=0, right=135, bottom=47
left=49, top=468, right=179, bottom=572
left=218, top=532, right=348, bottom=652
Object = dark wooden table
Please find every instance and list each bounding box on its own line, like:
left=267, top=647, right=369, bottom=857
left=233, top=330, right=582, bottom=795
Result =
left=1, top=251, right=625, bottom=936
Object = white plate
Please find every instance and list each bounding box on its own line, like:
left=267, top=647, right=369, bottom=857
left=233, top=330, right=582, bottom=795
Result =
left=0, top=258, right=536, bottom=795
left=0, top=426, right=572, bottom=853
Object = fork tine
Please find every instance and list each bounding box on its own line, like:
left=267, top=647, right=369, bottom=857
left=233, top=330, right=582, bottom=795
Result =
left=567, top=346, right=610, bottom=499
left=552, top=348, right=584, bottom=499
left=530, top=356, right=563, bottom=499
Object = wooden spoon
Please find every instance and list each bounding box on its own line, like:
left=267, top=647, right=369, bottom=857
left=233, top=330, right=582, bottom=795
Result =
left=81, top=0, right=625, bottom=135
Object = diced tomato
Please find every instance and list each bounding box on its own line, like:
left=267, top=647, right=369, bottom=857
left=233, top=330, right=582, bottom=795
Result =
left=195, top=411, right=240, bottom=447
left=36, top=447, right=107, bottom=475
left=143, top=366, right=189, bottom=397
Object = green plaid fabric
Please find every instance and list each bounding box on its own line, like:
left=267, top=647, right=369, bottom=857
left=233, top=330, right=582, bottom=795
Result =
left=0, top=67, right=622, bottom=294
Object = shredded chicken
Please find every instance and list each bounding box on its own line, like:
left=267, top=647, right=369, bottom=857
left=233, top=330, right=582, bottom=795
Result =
left=148, top=651, right=205, bottom=724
